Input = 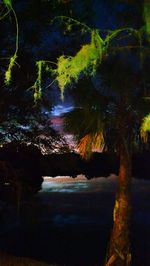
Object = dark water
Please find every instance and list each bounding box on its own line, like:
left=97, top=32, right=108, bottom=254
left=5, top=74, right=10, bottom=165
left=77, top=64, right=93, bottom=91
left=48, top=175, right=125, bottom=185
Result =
left=0, top=175, right=150, bottom=266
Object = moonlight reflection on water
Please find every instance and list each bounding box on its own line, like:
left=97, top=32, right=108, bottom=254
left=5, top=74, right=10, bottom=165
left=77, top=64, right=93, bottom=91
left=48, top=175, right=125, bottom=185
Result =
left=40, top=175, right=150, bottom=227
left=42, top=174, right=118, bottom=193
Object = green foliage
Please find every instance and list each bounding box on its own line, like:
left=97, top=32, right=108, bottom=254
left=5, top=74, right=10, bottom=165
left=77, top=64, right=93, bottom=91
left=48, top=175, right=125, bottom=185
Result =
left=4, top=53, right=17, bottom=85
left=55, top=30, right=104, bottom=99
left=3, top=0, right=19, bottom=86
left=143, top=0, right=150, bottom=41
left=3, top=0, right=12, bottom=8
left=141, top=113, right=150, bottom=142
left=32, top=61, right=46, bottom=103
left=54, top=19, right=139, bottom=100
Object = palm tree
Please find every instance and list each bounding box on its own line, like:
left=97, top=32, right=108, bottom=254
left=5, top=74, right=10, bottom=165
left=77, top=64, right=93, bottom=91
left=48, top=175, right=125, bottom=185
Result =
left=50, top=4, right=150, bottom=263
left=62, top=53, right=150, bottom=265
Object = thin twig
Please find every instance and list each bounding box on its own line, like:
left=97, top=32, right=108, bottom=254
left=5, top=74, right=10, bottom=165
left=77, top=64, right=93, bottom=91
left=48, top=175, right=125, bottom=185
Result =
left=0, top=9, right=11, bottom=21
left=52, top=16, right=92, bottom=32
left=45, top=79, right=56, bottom=89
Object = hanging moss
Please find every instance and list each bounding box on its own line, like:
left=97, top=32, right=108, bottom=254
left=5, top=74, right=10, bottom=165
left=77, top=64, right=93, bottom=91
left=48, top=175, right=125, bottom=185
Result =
left=32, top=61, right=46, bottom=103
left=3, top=0, right=12, bottom=8
left=144, top=0, right=150, bottom=41
left=4, top=53, right=17, bottom=85
left=3, top=0, right=19, bottom=86
left=141, top=114, right=150, bottom=131
left=140, top=114, right=150, bottom=142
left=55, top=30, right=104, bottom=99
left=54, top=26, right=138, bottom=99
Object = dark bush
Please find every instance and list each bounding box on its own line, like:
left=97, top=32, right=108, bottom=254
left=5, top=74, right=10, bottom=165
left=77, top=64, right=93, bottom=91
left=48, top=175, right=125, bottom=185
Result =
left=0, top=142, right=43, bottom=203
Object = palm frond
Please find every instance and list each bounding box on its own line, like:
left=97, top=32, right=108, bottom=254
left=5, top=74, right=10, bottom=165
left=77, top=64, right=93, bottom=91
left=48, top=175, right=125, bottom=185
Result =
left=78, top=132, right=104, bottom=159
left=64, top=107, right=105, bottom=138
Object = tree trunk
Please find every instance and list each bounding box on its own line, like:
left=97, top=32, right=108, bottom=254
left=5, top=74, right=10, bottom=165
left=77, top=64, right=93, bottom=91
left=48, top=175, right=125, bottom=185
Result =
left=105, top=142, right=132, bottom=266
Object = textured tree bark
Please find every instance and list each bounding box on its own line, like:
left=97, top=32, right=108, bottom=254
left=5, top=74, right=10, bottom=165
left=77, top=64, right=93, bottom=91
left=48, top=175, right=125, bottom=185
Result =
left=105, top=141, right=132, bottom=266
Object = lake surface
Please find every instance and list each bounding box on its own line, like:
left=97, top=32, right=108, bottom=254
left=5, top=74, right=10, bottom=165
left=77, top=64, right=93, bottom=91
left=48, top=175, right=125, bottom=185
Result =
left=40, top=175, right=150, bottom=227
left=0, top=175, right=150, bottom=266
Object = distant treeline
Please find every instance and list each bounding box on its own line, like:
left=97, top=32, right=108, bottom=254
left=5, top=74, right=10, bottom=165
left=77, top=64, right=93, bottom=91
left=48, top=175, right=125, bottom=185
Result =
left=41, top=151, right=150, bottom=180
left=0, top=142, right=149, bottom=202
left=41, top=152, right=119, bottom=178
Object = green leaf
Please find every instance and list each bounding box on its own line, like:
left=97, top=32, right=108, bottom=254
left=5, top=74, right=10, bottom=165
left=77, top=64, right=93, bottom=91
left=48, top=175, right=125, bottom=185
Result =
left=3, top=0, right=12, bottom=7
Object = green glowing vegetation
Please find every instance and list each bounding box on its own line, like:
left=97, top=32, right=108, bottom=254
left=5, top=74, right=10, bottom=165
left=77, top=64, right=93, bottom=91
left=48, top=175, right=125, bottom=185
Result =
left=55, top=30, right=104, bottom=99
left=53, top=17, right=139, bottom=100
left=144, top=0, right=150, bottom=41
left=4, top=53, right=17, bottom=85
left=141, top=114, right=150, bottom=142
left=31, top=60, right=57, bottom=103
left=3, top=0, right=12, bottom=8
left=2, top=0, right=19, bottom=86
left=32, top=61, right=46, bottom=103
